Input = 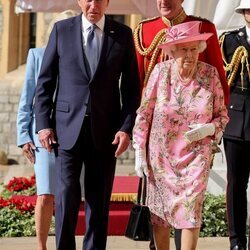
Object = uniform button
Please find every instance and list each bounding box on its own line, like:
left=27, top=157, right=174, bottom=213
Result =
left=230, top=105, right=233, bottom=109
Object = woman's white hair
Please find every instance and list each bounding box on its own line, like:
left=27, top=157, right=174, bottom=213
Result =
left=44, top=10, right=78, bottom=45
left=163, top=40, right=207, bottom=58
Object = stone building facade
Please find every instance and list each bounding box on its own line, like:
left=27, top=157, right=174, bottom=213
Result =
left=0, top=79, right=23, bottom=163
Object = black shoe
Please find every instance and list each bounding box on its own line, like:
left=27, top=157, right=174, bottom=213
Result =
left=231, top=245, right=245, bottom=250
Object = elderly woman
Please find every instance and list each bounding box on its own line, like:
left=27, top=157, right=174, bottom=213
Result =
left=133, top=21, right=229, bottom=250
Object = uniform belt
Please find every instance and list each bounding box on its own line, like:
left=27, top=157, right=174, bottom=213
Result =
left=232, top=87, right=250, bottom=96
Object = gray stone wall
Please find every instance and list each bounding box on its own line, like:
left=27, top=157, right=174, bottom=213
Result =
left=116, top=145, right=135, bottom=166
left=0, top=81, right=24, bottom=164
left=0, top=3, right=2, bottom=64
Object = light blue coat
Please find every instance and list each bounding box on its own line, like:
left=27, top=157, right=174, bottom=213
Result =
left=17, top=48, right=56, bottom=195
left=17, top=48, right=45, bottom=147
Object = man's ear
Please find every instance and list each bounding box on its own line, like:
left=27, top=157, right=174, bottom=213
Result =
left=105, top=0, right=109, bottom=8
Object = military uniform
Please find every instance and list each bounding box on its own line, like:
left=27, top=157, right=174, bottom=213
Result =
left=134, top=10, right=229, bottom=105
left=220, top=27, right=250, bottom=250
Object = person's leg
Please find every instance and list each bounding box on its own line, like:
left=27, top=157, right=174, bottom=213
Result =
left=54, top=144, right=84, bottom=250
left=149, top=227, right=156, bottom=250
left=35, top=194, right=54, bottom=250
left=181, top=228, right=200, bottom=250
left=34, top=148, right=56, bottom=250
left=150, top=229, right=181, bottom=250
left=153, top=224, right=170, bottom=250
left=224, top=139, right=250, bottom=249
left=78, top=116, right=116, bottom=250
left=83, top=146, right=116, bottom=249
left=83, top=153, right=116, bottom=250
left=175, top=229, right=182, bottom=250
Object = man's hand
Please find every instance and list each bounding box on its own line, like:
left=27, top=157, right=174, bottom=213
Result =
left=135, top=148, right=149, bottom=178
left=22, top=142, right=36, bottom=164
left=38, top=128, right=57, bottom=153
left=184, top=123, right=215, bottom=143
left=112, top=131, right=130, bottom=157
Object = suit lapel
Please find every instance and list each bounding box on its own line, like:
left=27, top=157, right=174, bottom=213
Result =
left=72, top=14, right=91, bottom=80
left=93, top=17, right=115, bottom=78
left=102, top=17, right=116, bottom=60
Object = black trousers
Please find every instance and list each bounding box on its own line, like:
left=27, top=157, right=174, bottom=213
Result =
left=54, top=117, right=117, bottom=250
left=224, top=139, right=250, bottom=249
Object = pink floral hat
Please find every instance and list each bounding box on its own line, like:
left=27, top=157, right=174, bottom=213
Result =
left=158, top=21, right=213, bottom=49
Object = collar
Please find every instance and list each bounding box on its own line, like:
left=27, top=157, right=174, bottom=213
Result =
left=81, top=14, right=105, bottom=32
left=162, top=9, right=187, bottom=27
left=245, top=26, right=250, bottom=39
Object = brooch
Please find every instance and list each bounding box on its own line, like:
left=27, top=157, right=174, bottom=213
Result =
left=175, top=85, right=181, bottom=94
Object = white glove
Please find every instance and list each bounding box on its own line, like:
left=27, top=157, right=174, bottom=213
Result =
left=135, top=148, right=149, bottom=178
left=184, top=123, right=215, bottom=143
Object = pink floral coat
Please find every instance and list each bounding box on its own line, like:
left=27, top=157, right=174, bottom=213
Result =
left=133, top=59, right=229, bottom=229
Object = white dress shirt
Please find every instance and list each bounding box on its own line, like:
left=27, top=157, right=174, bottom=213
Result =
left=245, top=26, right=250, bottom=45
left=81, top=14, right=105, bottom=56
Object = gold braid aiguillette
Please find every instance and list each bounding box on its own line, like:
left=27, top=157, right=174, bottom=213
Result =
left=134, top=25, right=166, bottom=87
left=220, top=35, right=250, bottom=89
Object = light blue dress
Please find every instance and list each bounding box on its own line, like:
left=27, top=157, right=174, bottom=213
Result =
left=16, top=48, right=55, bottom=195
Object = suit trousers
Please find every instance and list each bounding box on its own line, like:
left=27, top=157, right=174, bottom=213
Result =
left=224, top=139, right=250, bottom=249
left=54, top=116, right=117, bottom=250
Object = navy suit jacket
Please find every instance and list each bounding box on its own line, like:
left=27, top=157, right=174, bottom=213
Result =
left=221, top=27, right=250, bottom=141
left=35, top=14, right=140, bottom=150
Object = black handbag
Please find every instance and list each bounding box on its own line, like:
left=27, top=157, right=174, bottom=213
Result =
left=125, top=177, right=151, bottom=241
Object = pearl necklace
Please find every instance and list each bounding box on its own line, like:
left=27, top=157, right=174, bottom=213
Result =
left=176, top=66, right=196, bottom=85
left=174, top=63, right=196, bottom=94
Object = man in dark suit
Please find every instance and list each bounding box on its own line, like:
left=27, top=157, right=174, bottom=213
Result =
left=220, top=0, right=250, bottom=249
left=34, top=0, right=140, bottom=249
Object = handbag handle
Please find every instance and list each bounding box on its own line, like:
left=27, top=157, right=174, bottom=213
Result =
left=137, top=176, right=147, bottom=205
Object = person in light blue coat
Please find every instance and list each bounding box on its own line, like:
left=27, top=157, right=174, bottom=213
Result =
left=17, top=46, right=56, bottom=250
left=16, top=10, right=77, bottom=250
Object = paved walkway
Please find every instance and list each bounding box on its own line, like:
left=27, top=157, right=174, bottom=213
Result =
left=0, top=236, right=229, bottom=250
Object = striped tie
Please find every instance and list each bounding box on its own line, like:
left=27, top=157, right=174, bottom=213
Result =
left=85, top=24, right=99, bottom=77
